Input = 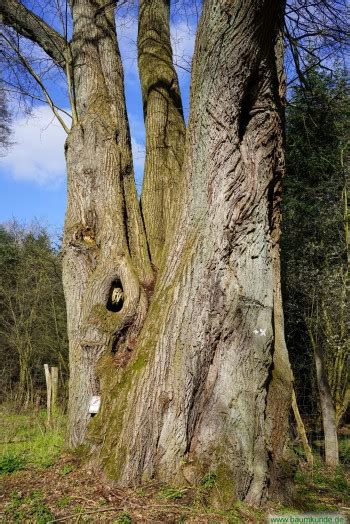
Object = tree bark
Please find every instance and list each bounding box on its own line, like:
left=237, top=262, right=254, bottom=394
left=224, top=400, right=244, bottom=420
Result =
left=62, top=0, right=153, bottom=447
left=138, top=0, right=186, bottom=267
left=51, top=366, right=59, bottom=419
left=292, top=389, right=313, bottom=466
left=44, top=363, right=52, bottom=427
left=90, top=0, right=292, bottom=505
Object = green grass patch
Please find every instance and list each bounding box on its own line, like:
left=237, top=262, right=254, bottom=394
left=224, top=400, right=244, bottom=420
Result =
left=59, top=463, right=75, bottom=476
left=0, top=451, right=27, bottom=475
left=114, top=512, right=133, bottom=524
left=200, top=472, right=217, bottom=489
left=57, top=495, right=71, bottom=508
left=339, top=436, right=350, bottom=464
left=293, top=457, right=350, bottom=512
left=160, top=486, right=187, bottom=500
left=0, top=406, right=66, bottom=471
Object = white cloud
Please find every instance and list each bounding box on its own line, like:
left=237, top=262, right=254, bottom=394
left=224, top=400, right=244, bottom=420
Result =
left=1, top=15, right=196, bottom=189
left=1, top=105, right=69, bottom=186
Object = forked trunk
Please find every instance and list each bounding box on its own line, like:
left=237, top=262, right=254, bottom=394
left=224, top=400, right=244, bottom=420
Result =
left=90, top=0, right=292, bottom=505
left=1, top=0, right=294, bottom=505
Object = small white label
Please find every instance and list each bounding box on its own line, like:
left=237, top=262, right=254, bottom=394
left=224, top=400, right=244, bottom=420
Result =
left=89, top=395, right=101, bottom=414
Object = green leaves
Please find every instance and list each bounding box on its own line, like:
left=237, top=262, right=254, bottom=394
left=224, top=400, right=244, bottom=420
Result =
left=282, top=63, right=349, bottom=419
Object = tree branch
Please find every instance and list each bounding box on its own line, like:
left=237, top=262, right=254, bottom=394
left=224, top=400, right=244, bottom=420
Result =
left=0, top=0, right=68, bottom=68
left=3, top=33, right=70, bottom=133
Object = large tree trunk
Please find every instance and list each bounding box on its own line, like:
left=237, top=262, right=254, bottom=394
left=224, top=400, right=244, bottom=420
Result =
left=1, top=0, right=293, bottom=505
left=62, top=0, right=153, bottom=447
left=90, top=0, right=292, bottom=505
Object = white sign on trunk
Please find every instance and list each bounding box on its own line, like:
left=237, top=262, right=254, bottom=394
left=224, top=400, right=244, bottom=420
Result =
left=89, top=395, right=101, bottom=414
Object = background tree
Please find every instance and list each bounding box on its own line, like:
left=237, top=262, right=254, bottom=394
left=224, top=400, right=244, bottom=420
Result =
left=282, top=64, right=349, bottom=466
left=0, top=222, right=68, bottom=406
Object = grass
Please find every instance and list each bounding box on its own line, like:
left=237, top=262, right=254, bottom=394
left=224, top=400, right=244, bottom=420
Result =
left=293, top=456, right=350, bottom=511
left=0, top=405, right=66, bottom=471
left=201, top=472, right=217, bottom=489
left=161, top=486, right=188, bottom=500
left=114, top=512, right=133, bottom=523
left=0, top=452, right=27, bottom=474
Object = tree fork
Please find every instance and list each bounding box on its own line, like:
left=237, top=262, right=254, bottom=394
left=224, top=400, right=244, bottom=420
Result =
left=1, top=0, right=294, bottom=505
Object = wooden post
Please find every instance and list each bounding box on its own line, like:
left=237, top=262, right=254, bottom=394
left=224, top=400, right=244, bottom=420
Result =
left=44, top=364, right=52, bottom=427
left=51, top=366, right=58, bottom=420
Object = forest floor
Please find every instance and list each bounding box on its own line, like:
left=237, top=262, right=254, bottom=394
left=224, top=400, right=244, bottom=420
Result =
left=0, top=407, right=349, bottom=523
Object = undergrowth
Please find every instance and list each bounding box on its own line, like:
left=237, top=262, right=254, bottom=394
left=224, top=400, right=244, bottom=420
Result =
left=4, top=490, right=54, bottom=523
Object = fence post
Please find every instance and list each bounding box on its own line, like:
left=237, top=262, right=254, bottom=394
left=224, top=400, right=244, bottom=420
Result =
left=44, top=364, right=52, bottom=427
left=51, top=366, right=58, bottom=420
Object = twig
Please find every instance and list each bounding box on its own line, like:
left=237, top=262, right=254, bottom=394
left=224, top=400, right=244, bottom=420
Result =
left=3, top=33, right=70, bottom=134
left=49, top=507, right=120, bottom=523
left=49, top=502, right=193, bottom=523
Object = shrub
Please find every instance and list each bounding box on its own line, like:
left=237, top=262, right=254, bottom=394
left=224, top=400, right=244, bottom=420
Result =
left=0, top=452, right=26, bottom=474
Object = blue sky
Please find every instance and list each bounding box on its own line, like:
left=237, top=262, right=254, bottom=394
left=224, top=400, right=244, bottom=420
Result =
left=0, top=9, right=196, bottom=236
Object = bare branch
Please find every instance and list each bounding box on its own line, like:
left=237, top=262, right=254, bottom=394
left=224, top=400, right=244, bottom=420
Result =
left=0, top=0, right=68, bottom=68
left=3, top=81, right=72, bottom=120
left=3, top=33, right=70, bottom=133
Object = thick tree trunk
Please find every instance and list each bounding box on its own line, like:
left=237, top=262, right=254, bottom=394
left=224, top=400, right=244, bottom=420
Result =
left=90, top=0, right=292, bottom=505
left=62, top=0, right=153, bottom=447
left=138, top=0, right=186, bottom=267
